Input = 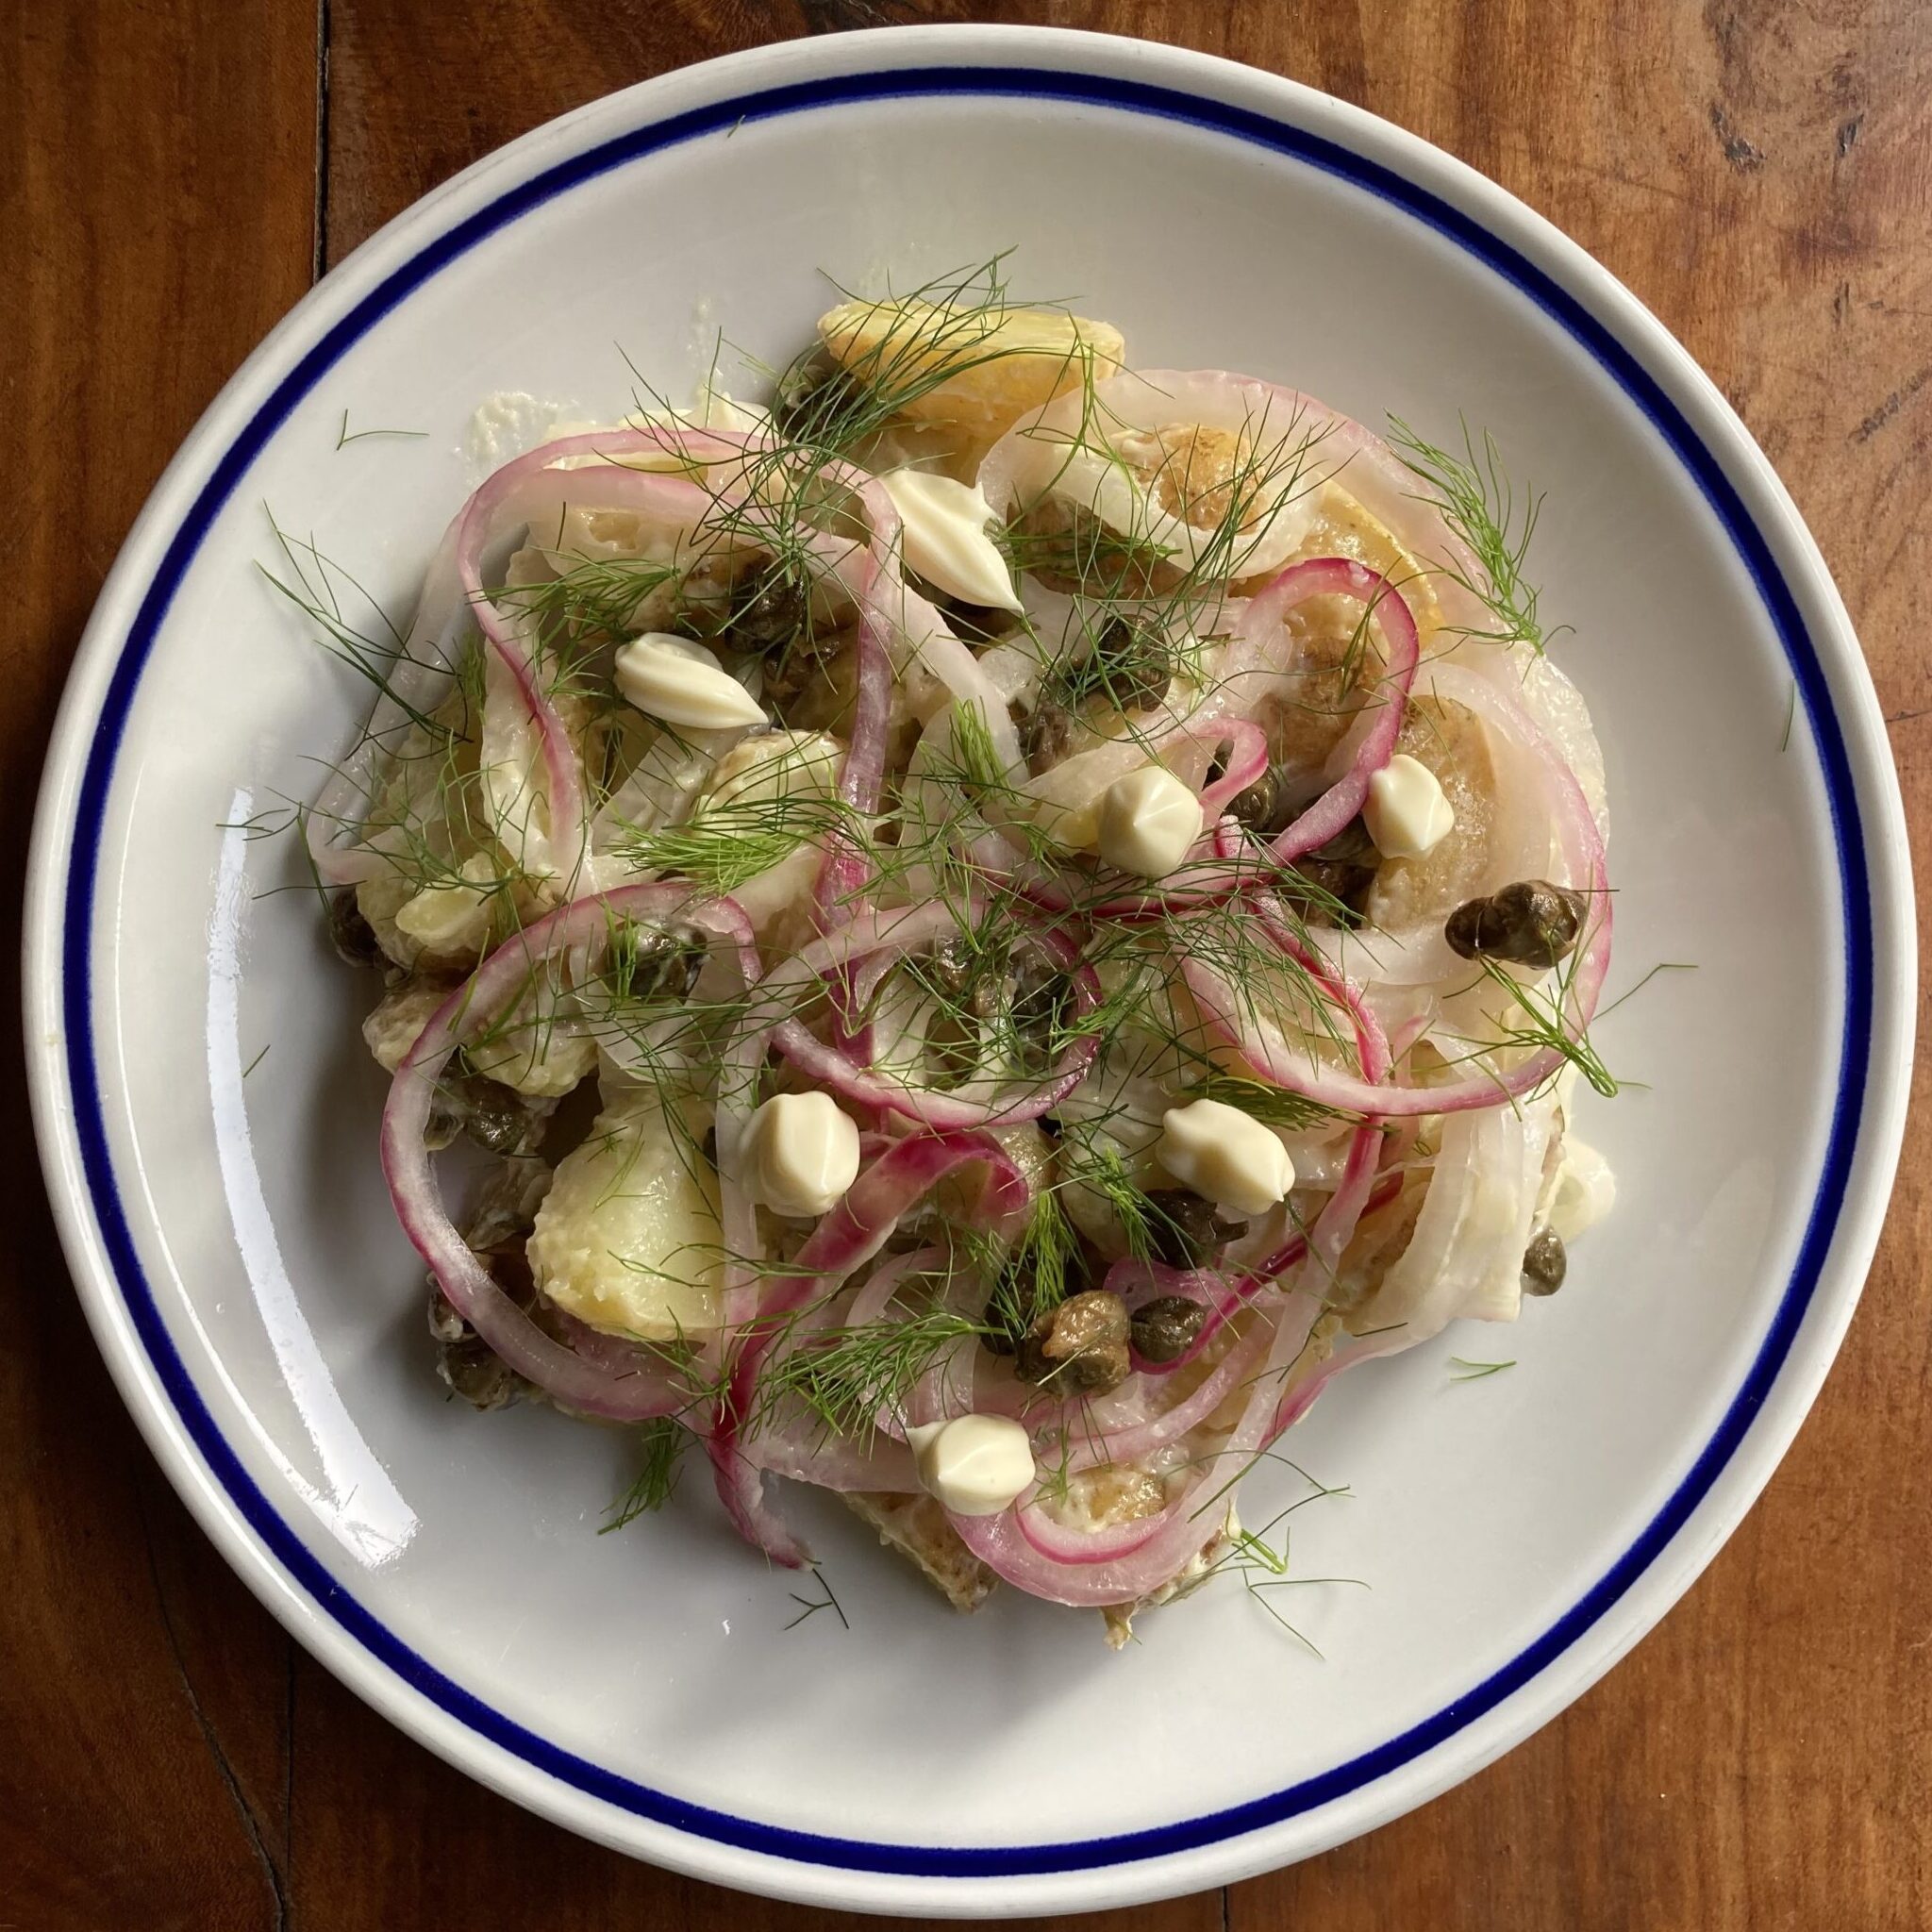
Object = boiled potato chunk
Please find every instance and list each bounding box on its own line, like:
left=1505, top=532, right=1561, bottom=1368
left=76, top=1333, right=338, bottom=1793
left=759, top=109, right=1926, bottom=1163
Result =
left=527, top=1089, right=721, bottom=1339
left=1362, top=696, right=1498, bottom=935
left=817, top=298, right=1124, bottom=441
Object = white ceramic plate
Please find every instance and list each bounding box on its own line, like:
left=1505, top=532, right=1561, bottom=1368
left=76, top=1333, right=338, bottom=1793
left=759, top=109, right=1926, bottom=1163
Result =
left=25, top=25, right=1914, bottom=1918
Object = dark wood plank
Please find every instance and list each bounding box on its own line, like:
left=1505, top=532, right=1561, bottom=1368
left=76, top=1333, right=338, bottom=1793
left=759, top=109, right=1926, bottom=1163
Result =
left=1204, top=1, right=1932, bottom=1924
left=324, top=0, right=778, bottom=266
left=7, top=0, right=1924, bottom=1925
left=0, top=1, right=318, bottom=1927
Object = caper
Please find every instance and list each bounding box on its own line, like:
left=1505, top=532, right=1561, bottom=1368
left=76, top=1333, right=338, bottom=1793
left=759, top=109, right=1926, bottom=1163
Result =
left=427, top=1242, right=536, bottom=1409
left=759, top=639, right=824, bottom=710
left=1311, top=814, right=1375, bottom=865
left=1010, top=952, right=1072, bottom=1067
left=772, top=349, right=860, bottom=440
left=924, top=937, right=1068, bottom=1079
left=1445, top=880, right=1589, bottom=968
left=1015, top=1289, right=1132, bottom=1394
left=981, top=1239, right=1093, bottom=1357
left=723, top=571, right=810, bottom=658
left=934, top=592, right=1013, bottom=646
left=439, top=1338, right=520, bottom=1409
left=1020, top=700, right=1075, bottom=774
left=1129, top=1295, right=1208, bottom=1364
left=1143, top=1188, right=1248, bottom=1268
left=925, top=937, right=996, bottom=1018
left=326, top=887, right=382, bottom=967
left=1091, top=616, right=1174, bottom=711
left=1521, top=1224, right=1567, bottom=1296
left=1227, top=763, right=1296, bottom=838
left=425, top=1280, right=467, bottom=1347
left=978, top=1303, right=1019, bottom=1357
left=628, top=927, right=708, bottom=1002
left=449, top=1074, right=542, bottom=1157
left=1285, top=855, right=1378, bottom=927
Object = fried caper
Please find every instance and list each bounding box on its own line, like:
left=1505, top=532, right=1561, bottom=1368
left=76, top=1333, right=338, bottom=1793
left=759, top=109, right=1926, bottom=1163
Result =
left=1445, top=880, right=1589, bottom=968
left=981, top=1238, right=1093, bottom=1358
left=450, top=1075, right=543, bottom=1157
left=1521, top=1224, right=1568, bottom=1296
left=1279, top=814, right=1381, bottom=924
left=759, top=639, right=825, bottom=710
left=1129, top=1295, right=1208, bottom=1364
left=1009, top=951, right=1072, bottom=1065
left=771, top=349, right=861, bottom=440
left=925, top=937, right=1001, bottom=1022
left=1227, top=763, right=1294, bottom=837
left=1091, top=615, right=1174, bottom=711
left=326, top=887, right=382, bottom=967
left=1285, top=854, right=1378, bottom=925
left=1015, top=1289, right=1132, bottom=1394
left=427, top=1241, right=537, bottom=1409
left=1311, top=814, right=1376, bottom=865
left=438, top=1335, right=519, bottom=1409
left=723, top=571, right=810, bottom=658
left=1020, top=700, right=1076, bottom=774
left=627, top=927, right=708, bottom=1002
left=934, top=592, right=1014, bottom=646
left=1142, top=1188, right=1248, bottom=1269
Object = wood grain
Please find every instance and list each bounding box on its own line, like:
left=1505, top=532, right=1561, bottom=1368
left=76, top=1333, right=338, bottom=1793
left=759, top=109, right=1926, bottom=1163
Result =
left=4, top=2, right=1925, bottom=1927
left=1, top=1, right=315, bottom=1926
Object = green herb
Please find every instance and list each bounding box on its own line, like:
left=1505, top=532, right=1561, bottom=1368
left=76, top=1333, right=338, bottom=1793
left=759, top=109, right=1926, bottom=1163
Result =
left=1472, top=951, right=1619, bottom=1098
left=753, top=1304, right=983, bottom=1445
left=998, top=514, right=1179, bottom=595
left=336, top=411, right=429, bottom=448
left=985, top=1185, right=1081, bottom=1336
left=1202, top=1457, right=1364, bottom=1656
left=1178, top=1069, right=1341, bottom=1133
left=620, top=791, right=853, bottom=894
left=496, top=553, right=682, bottom=652
left=1593, top=959, right=1696, bottom=1023
left=1447, top=1357, right=1515, bottom=1382
left=600, top=1418, right=689, bottom=1530
left=785, top=1567, right=849, bottom=1631
left=1056, top=1126, right=1158, bottom=1263
left=1388, top=415, right=1567, bottom=655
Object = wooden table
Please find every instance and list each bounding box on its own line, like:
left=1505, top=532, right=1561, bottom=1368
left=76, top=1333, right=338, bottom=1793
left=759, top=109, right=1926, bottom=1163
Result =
left=6, top=3, right=1925, bottom=1925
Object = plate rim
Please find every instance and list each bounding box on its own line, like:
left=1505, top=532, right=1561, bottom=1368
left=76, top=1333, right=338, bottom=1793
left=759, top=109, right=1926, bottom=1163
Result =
left=23, top=24, right=1916, bottom=1917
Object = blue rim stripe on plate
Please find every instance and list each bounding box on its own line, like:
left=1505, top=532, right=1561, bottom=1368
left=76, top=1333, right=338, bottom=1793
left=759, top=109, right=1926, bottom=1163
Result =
left=58, top=65, right=1871, bottom=1878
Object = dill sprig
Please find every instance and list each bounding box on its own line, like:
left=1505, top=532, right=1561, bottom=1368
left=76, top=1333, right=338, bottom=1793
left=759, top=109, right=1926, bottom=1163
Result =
left=619, top=787, right=855, bottom=894
left=753, top=1303, right=984, bottom=1445
left=765, top=254, right=1069, bottom=460
left=497, top=552, right=683, bottom=649
left=337, top=411, right=428, bottom=448
left=785, top=1568, right=850, bottom=1631
left=1005, top=375, right=1332, bottom=648
left=1473, top=952, right=1618, bottom=1098
left=257, top=512, right=544, bottom=912
left=1179, top=1069, right=1341, bottom=1134
left=998, top=514, right=1179, bottom=595
left=1201, top=1457, right=1362, bottom=1653
left=1448, top=1357, right=1515, bottom=1382
left=1388, top=415, right=1567, bottom=655
left=600, top=1417, right=689, bottom=1529
left=1056, top=1125, right=1158, bottom=1263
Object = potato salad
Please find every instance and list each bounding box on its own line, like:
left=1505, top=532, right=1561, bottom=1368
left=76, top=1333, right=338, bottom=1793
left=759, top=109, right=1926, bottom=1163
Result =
left=307, top=265, right=1618, bottom=1634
